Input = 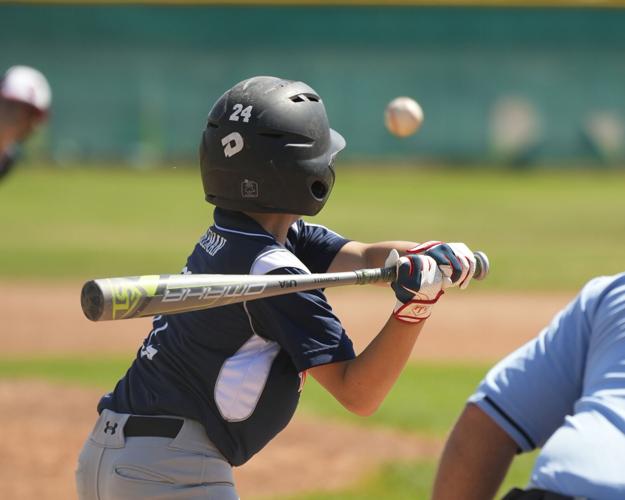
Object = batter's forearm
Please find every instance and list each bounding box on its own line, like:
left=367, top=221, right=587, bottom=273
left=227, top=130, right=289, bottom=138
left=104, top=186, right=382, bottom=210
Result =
left=362, top=241, right=419, bottom=268
left=310, top=316, right=424, bottom=416
left=328, top=241, right=419, bottom=274
left=344, top=316, right=423, bottom=413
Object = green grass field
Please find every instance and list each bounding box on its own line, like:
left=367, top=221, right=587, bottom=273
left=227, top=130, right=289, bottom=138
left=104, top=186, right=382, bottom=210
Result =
left=1, top=165, right=624, bottom=289
left=1, top=165, right=619, bottom=498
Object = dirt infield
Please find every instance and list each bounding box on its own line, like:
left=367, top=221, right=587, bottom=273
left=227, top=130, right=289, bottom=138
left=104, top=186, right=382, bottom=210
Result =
left=0, top=283, right=574, bottom=499
left=0, top=282, right=573, bottom=359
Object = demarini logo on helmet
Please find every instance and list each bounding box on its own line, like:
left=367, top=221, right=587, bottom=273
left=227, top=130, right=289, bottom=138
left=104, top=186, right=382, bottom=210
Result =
left=221, top=132, right=244, bottom=158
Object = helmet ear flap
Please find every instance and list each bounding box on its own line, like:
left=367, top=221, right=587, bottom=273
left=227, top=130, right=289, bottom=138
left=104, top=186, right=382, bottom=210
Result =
left=308, top=155, right=337, bottom=204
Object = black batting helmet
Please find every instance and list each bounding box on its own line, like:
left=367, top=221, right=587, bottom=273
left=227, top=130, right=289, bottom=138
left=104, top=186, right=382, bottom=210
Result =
left=199, top=76, right=345, bottom=216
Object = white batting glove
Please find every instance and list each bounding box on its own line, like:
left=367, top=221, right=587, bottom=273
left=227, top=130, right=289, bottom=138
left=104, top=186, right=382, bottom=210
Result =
left=387, top=249, right=449, bottom=324
left=407, top=241, right=477, bottom=290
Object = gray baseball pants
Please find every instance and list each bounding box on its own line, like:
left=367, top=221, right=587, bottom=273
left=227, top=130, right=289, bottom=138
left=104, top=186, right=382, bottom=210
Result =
left=76, top=409, right=239, bottom=499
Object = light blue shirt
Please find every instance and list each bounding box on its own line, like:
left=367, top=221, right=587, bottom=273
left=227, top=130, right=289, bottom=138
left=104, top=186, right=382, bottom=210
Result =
left=469, top=273, right=625, bottom=500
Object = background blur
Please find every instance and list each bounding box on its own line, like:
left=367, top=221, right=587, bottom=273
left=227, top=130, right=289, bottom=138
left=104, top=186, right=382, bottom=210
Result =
left=4, top=2, right=625, bottom=166
left=1, top=1, right=625, bottom=499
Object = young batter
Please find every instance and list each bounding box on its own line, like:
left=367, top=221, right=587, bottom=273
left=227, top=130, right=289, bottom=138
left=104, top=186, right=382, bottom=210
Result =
left=76, top=76, right=477, bottom=499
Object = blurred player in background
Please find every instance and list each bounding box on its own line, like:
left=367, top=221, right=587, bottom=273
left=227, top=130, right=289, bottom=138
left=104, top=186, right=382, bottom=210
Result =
left=76, top=76, right=478, bottom=499
left=432, top=273, right=625, bottom=500
left=0, top=65, right=51, bottom=181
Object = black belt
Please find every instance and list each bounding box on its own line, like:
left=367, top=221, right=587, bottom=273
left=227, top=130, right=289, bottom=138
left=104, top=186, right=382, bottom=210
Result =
left=502, top=488, right=574, bottom=500
left=124, top=416, right=183, bottom=438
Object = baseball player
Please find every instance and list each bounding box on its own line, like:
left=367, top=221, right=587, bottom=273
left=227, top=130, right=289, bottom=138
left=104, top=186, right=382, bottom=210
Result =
left=0, top=65, right=51, bottom=181
left=76, top=76, right=478, bottom=499
left=432, top=273, right=625, bottom=500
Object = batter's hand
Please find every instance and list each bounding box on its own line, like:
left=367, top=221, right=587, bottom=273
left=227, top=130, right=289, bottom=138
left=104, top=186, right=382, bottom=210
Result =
left=407, top=241, right=476, bottom=290
left=387, top=250, right=449, bottom=324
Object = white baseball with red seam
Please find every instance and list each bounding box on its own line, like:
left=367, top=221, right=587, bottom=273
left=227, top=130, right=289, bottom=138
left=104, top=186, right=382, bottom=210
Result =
left=384, top=96, right=424, bottom=137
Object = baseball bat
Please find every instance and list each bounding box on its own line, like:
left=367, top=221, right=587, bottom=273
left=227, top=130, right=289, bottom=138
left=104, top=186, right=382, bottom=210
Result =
left=81, top=251, right=489, bottom=322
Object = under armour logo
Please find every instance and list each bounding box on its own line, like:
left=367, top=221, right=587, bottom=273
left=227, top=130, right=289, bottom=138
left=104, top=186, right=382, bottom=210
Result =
left=221, top=132, right=244, bottom=158
left=104, top=421, right=118, bottom=435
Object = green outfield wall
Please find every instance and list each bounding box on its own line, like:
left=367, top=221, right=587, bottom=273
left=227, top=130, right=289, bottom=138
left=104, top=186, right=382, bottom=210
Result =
left=2, top=5, right=625, bottom=165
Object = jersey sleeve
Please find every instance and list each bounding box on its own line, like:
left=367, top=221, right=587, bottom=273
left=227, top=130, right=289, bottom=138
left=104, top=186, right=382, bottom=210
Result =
left=468, top=278, right=609, bottom=452
left=287, top=220, right=350, bottom=274
left=245, top=267, right=355, bottom=373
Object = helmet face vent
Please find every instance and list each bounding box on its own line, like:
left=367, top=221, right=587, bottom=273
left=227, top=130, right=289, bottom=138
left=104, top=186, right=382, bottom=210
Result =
left=289, top=93, right=320, bottom=103
left=207, top=121, right=219, bottom=128
left=310, top=181, right=328, bottom=201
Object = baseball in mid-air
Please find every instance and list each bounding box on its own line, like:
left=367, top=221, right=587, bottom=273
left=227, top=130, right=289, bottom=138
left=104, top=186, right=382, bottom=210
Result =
left=384, top=96, right=424, bottom=137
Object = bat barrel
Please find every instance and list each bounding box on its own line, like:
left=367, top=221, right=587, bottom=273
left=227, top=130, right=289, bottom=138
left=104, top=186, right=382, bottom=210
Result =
left=81, top=280, right=105, bottom=322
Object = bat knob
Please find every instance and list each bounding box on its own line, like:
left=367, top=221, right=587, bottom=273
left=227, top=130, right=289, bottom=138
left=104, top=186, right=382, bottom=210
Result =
left=473, top=251, right=490, bottom=281
left=81, top=280, right=105, bottom=321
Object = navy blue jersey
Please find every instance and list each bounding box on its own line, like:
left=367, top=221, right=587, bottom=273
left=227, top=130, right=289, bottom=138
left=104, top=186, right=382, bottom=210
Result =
left=99, top=208, right=354, bottom=465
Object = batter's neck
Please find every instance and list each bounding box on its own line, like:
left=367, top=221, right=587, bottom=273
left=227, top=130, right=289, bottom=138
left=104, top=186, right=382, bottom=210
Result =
left=244, top=212, right=300, bottom=244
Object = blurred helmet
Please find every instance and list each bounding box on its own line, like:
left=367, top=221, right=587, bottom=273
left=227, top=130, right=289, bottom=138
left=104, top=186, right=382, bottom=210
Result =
left=0, top=65, right=52, bottom=115
left=199, top=76, right=345, bottom=216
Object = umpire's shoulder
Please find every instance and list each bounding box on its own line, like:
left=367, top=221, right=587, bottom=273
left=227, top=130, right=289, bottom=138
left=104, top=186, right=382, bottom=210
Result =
left=578, top=272, right=625, bottom=321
